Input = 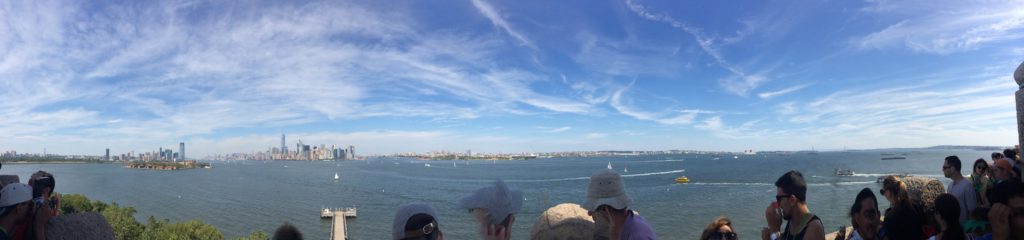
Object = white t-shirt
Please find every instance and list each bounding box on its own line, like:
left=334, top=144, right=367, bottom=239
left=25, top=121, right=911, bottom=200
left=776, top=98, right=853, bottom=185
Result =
left=946, top=177, right=978, bottom=224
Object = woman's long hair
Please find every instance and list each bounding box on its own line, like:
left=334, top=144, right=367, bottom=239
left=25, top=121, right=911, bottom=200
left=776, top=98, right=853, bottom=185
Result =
left=881, top=176, right=911, bottom=208
left=933, top=194, right=965, bottom=240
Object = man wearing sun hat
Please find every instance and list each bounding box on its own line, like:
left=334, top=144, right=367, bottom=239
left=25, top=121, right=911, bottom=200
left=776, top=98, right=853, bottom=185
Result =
left=582, top=169, right=656, bottom=240
left=458, top=179, right=523, bottom=240
left=0, top=183, right=33, bottom=240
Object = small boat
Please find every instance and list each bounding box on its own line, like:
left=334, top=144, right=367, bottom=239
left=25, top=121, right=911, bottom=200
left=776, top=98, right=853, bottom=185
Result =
left=674, top=176, right=690, bottom=183
left=607, top=162, right=612, bottom=170
left=624, top=167, right=628, bottom=173
left=334, top=172, right=339, bottom=180
left=424, top=163, right=431, bottom=167
left=834, top=168, right=855, bottom=176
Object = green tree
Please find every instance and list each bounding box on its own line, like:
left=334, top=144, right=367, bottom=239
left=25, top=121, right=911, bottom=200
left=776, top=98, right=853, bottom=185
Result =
left=102, top=203, right=144, bottom=240
left=234, top=230, right=268, bottom=240
left=150, top=220, right=224, bottom=240
left=60, top=194, right=108, bottom=214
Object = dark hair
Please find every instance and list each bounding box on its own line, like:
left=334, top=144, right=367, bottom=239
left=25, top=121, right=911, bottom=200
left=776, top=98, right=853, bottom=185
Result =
left=272, top=222, right=303, bottom=240
left=945, top=156, right=962, bottom=171
left=404, top=213, right=438, bottom=240
left=699, top=216, right=737, bottom=240
left=973, top=159, right=988, bottom=173
left=990, top=180, right=1024, bottom=205
left=933, top=194, right=966, bottom=240
left=1003, top=149, right=1017, bottom=161
left=775, top=171, right=807, bottom=202
left=992, top=152, right=1004, bottom=160
left=849, top=188, right=879, bottom=219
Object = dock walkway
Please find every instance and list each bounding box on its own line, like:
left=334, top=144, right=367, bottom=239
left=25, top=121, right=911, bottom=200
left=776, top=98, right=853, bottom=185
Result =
left=321, top=207, right=357, bottom=240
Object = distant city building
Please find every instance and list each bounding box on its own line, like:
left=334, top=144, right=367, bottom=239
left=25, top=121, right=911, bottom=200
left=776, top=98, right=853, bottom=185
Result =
left=105, top=148, right=110, bottom=161
left=179, top=142, right=185, bottom=161
left=280, top=134, right=286, bottom=155
left=347, top=145, right=355, bottom=160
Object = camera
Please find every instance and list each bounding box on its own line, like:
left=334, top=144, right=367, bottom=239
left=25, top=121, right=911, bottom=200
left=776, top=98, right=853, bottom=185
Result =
left=31, top=176, right=55, bottom=199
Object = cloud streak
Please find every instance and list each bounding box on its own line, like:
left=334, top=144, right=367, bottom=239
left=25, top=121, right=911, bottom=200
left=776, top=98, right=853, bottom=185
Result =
left=758, top=83, right=813, bottom=99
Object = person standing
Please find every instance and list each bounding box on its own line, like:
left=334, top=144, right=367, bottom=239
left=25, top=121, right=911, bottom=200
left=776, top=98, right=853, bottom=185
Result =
left=761, top=170, right=825, bottom=240
left=943, top=156, right=978, bottom=224
left=582, top=169, right=656, bottom=240
left=972, top=159, right=994, bottom=207
left=458, top=179, right=523, bottom=240
left=880, top=176, right=927, bottom=240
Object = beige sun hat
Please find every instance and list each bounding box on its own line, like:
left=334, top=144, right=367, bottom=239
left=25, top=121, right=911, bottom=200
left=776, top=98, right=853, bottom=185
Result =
left=582, top=169, right=631, bottom=212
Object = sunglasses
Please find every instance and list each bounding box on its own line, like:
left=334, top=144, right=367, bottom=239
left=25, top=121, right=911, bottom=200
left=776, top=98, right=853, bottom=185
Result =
left=775, top=194, right=792, bottom=202
left=709, top=231, right=737, bottom=240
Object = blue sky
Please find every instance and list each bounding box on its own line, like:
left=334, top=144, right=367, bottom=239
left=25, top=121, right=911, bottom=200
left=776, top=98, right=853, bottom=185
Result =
left=2, top=0, right=1023, bottom=157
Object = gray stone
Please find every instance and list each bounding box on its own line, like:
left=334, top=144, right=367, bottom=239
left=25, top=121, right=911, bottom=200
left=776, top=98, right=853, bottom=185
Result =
left=900, top=176, right=945, bottom=215
left=44, top=212, right=115, bottom=240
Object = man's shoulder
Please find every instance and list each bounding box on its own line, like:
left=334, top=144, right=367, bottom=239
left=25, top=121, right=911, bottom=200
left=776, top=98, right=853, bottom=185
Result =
left=622, top=212, right=657, bottom=238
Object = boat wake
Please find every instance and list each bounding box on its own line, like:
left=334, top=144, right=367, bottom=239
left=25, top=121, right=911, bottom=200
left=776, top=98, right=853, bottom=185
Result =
left=633, top=159, right=686, bottom=163
left=621, top=169, right=685, bottom=177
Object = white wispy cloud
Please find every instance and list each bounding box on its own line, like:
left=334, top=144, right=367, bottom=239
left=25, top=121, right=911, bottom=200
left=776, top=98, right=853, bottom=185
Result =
left=758, top=83, right=813, bottom=99
left=470, top=0, right=534, bottom=48
left=854, top=1, right=1024, bottom=54
left=624, top=0, right=779, bottom=96
left=539, top=126, right=573, bottom=133
left=0, top=0, right=605, bottom=155
left=609, top=85, right=699, bottom=125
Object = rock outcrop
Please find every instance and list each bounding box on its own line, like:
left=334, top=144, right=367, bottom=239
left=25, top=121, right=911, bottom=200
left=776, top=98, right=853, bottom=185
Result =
left=44, top=212, right=115, bottom=240
left=529, top=203, right=599, bottom=240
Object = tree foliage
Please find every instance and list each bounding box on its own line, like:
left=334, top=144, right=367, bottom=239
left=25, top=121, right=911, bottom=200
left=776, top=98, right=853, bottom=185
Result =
left=61, top=194, right=226, bottom=240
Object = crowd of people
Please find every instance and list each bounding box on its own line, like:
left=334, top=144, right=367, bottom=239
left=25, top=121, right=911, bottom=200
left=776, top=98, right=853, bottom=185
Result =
left=390, top=148, right=1024, bottom=240
left=0, top=170, right=60, bottom=240
left=1, top=149, right=1022, bottom=240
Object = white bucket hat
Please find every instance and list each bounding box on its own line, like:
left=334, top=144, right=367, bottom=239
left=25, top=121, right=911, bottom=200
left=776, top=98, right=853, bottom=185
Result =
left=457, top=179, right=523, bottom=225
left=582, top=169, right=631, bottom=212
left=0, top=183, right=32, bottom=216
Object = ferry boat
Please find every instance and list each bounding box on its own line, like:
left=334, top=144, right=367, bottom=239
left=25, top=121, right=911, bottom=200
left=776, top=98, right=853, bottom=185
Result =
left=834, top=168, right=855, bottom=176
left=674, top=176, right=690, bottom=183
left=881, top=153, right=907, bottom=160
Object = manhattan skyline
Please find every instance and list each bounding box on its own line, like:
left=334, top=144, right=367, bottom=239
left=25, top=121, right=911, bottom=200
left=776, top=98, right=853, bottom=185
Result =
left=1, top=0, right=1023, bottom=156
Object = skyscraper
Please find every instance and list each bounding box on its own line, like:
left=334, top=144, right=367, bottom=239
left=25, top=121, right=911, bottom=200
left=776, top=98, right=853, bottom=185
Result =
left=179, top=142, right=185, bottom=161
left=105, top=148, right=110, bottom=161
left=280, top=134, right=286, bottom=154
left=347, top=145, right=355, bottom=160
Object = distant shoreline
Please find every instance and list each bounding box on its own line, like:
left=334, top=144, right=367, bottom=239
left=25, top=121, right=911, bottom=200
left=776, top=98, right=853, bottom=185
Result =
left=3, top=161, right=108, bottom=164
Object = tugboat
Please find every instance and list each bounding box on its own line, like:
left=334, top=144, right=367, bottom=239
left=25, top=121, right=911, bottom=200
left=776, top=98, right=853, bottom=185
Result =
left=674, top=176, right=690, bottom=183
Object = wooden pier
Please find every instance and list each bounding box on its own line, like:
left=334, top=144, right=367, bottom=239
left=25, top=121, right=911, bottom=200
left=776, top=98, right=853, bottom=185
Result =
left=321, top=207, right=357, bottom=240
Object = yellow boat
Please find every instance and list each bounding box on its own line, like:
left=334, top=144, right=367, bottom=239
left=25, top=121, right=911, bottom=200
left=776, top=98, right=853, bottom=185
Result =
left=674, top=176, right=690, bottom=183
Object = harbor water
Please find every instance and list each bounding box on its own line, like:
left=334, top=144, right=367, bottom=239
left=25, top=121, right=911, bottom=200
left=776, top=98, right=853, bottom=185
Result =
left=1, top=149, right=991, bottom=239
